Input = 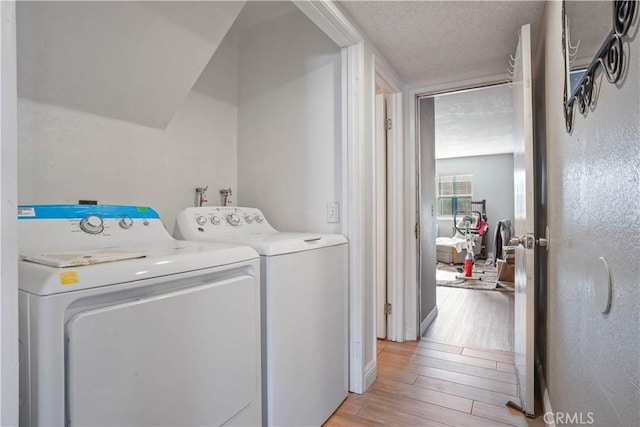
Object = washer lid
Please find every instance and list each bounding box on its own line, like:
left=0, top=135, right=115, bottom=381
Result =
left=19, top=240, right=259, bottom=296
left=205, top=232, right=348, bottom=256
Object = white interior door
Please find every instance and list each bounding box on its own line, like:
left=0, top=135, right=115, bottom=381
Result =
left=375, top=93, right=387, bottom=339
left=511, top=23, right=536, bottom=417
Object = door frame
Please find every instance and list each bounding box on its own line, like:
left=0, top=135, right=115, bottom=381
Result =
left=405, top=73, right=509, bottom=339
left=375, top=57, right=404, bottom=343
left=0, top=1, right=19, bottom=424
left=374, top=92, right=387, bottom=340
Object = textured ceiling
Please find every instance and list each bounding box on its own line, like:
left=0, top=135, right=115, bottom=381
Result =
left=434, top=84, right=514, bottom=159
left=566, top=1, right=612, bottom=67
left=338, top=1, right=545, bottom=84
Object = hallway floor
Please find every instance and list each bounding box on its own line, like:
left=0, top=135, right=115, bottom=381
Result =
left=325, top=287, right=542, bottom=426
left=424, top=286, right=514, bottom=351
left=325, top=340, right=543, bottom=426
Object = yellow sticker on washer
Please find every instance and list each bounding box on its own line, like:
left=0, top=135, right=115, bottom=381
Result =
left=60, top=271, right=79, bottom=285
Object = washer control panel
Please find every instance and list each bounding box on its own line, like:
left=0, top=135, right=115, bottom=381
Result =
left=226, top=213, right=241, bottom=226
left=175, top=207, right=275, bottom=238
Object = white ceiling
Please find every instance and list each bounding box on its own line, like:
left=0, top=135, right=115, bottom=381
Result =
left=566, top=1, right=612, bottom=67
left=338, top=1, right=545, bottom=85
left=17, top=1, right=245, bottom=129
left=434, top=84, right=514, bottom=159
left=338, top=1, right=614, bottom=158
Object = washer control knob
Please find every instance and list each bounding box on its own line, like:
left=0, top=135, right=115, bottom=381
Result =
left=210, top=216, right=221, bottom=225
left=255, top=215, right=264, bottom=223
left=196, top=216, right=207, bottom=226
left=80, top=215, right=104, bottom=234
left=226, top=213, right=241, bottom=226
left=245, top=215, right=254, bottom=223
left=119, top=217, right=134, bottom=229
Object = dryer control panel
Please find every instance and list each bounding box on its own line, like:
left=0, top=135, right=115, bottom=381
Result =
left=174, top=207, right=276, bottom=239
left=17, top=205, right=172, bottom=254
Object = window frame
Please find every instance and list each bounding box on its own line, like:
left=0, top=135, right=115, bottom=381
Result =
left=436, top=174, right=473, bottom=219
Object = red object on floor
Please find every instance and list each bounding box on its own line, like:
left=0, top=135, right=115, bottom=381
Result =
left=464, top=255, right=473, bottom=277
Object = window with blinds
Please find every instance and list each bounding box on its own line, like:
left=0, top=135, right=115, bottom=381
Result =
left=437, top=174, right=473, bottom=217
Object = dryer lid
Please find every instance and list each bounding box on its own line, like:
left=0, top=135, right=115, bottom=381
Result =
left=21, top=248, right=147, bottom=268
left=19, top=240, right=259, bottom=296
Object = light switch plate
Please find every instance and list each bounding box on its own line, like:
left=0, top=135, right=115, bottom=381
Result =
left=327, top=202, right=340, bottom=223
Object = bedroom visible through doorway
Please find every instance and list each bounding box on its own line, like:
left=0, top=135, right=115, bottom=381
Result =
left=419, top=83, right=516, bottom=351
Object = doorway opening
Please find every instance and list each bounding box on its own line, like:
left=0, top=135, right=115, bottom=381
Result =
left=418, top=83, right=516, bottom=352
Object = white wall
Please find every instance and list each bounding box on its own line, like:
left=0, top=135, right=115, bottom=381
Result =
left=236, top=5, right=342, bottom=234
left=1, top=1, right=19, bottom=424
left=535, top=3, right=639, bottom=426
left=435, top=153, right=515, bottom=255
left=18, top=29, right=239, bottom=232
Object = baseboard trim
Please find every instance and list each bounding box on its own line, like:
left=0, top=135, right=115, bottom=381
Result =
left=537, top=358, right=554, bottom=427
left=420, top=306, right=438, bottom=337
left=364, top=360, right=377, bottom=392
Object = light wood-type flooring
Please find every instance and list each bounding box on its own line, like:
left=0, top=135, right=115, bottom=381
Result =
left=325, top=339, right=544, bottom=427
left=424, top=286, right=514, bottom=351
left=325, top=286, right=543, bottom=426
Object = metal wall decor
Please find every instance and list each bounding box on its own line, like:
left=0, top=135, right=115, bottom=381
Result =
left=563, top=0, right=637, bottom=133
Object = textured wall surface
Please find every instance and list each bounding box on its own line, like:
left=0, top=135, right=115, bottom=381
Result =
left=236, top=5, right=341, bottom=234
left=536, top=2, right=640, bottom=426
left=18, top=31, right=239, bottom=232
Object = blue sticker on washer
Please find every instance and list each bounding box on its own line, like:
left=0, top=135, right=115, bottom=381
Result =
left=17, top=205, right=161, bottom=220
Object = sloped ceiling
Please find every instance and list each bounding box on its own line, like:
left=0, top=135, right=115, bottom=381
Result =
left=17, top=1, right=245, bottom=129
left=338, top=1, right=545, bottom=85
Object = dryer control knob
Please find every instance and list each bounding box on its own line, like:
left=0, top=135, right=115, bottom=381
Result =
left=119, top=217, right=134, bottom=229
left=196, top=216, right=207, bottom=226
left=211, top=216, right=221, bottom=225
left=80, top=215, right=104, bottom=234
left=245, top=215, right=254, bottom=223
left=255, top=215, right=264, bottom=223
left=227, top=213, right=241, bottom=226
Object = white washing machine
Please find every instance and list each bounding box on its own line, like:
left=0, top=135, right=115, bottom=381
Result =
left=18, top=205, right=262, bottom=427
left=174, top=207, right=348, bottom=427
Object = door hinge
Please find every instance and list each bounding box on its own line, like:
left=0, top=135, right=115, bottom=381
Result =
left=385, top=118, right=392, bottom=130
left=415, top=222, right=419, bottom=239
left=384, top=302, right=392, bottom=316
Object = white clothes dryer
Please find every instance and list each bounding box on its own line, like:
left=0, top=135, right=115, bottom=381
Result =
left=174, top=207, right=348, bottom=427
left=18, top=205, right=262, bottom=427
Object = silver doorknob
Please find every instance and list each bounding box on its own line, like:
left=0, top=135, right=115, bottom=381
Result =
left=510, top=231, right=549, bottom=251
